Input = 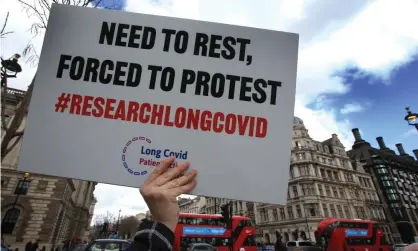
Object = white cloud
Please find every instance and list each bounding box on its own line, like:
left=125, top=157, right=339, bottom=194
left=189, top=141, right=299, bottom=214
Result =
left=2, top=0, right=418, bottom=218
left=402, top=128, right=418, bottom=138
left=340, top=103, right=365, bottom=114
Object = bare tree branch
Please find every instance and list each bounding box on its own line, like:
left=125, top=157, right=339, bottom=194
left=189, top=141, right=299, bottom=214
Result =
left=0, top=12, right=15, bottom=38
left=1, top=0, right=122, bottom=160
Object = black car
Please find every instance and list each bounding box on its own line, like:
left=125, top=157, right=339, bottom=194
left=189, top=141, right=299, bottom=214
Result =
left=186, top=243, right=217, bottom=251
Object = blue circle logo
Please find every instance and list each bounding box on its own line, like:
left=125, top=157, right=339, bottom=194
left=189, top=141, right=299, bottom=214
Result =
left=121, top=136, right=151, bottom=176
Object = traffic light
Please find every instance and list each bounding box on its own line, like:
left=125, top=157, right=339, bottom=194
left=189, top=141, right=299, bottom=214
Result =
left=102, top=222, right=109, bottom=232
left=221, top=204, right=232, bottom=229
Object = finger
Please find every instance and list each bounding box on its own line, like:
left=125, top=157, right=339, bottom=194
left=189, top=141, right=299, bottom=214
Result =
left=153, top=161, right=190, bottom=186
left=161, top=169, right=198, bottom=189
left=143, top=157, right=175, bottom=185
left=170, top=180, right=197, bottom=196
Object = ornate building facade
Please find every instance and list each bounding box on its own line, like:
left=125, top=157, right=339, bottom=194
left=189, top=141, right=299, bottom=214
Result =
left=253, top=117, right=390, bottom=244
left=179, top=197, right=207, bottom=214
left=1, top=87, right=97, bottom=249
left=205, top=197, right=250, bottom=216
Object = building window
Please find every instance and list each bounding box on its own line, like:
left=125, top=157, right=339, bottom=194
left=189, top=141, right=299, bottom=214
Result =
left=287, top=207, right=294, bottom=219
left=37, top=180, right=48, bottom=190
left=296, top=205, right=302, bottom=218
left=296, top=153, right=306, bottom=160
left=14, top=180, right=30, bottom=195
left=295, top=141, right=301, bottom=148
left=330, top=205, right=337, bottom=217
left=337, top=205, right=343, bottom=218
left=325, top=185, right=331, bottom=197
left=339, top=188, right=345, bottom=198
left=377, top=168, right=388, bottom=174
left=279, top=208, right=286, bottom=220
left=327, top=170, right=333, bottom=180
left=1, top=208, right=20, bottom=234
left=388, top=194, right=399, bottom=201
left=313, top=166, right=318, bottom=176
left=320, top=169, right=326, bottom=178
left=333, top=172, right=339, bottom=181
left=260, top=209, right=268, bottom=222
left=318, top=184, right=324, bottom=196
left=299, top=165, right=309, bottom=176
left=273, top=209, right=278, bottom=221
left=323, top=204, right=329, bottom=217
left=292, top=186, right=298, bottom=197
left=344, top=206, right=351, bottom=218
left=331, top=187, right=338, bottom=197
left=305, top=204, right=319, bottom=217
left=289, top=166, right=294, bottom=179
left=302, top=184, right=314, bottom=196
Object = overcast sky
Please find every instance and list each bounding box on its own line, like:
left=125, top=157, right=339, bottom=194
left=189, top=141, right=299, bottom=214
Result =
left=2, top=0, right=417, bottom=220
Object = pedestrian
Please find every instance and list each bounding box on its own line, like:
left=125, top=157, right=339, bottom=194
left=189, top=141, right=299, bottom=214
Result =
left=30, top=240, right=39, bottom=251
left=25, top=241, right=32, bottom=251
left=129, top=157, right=197, bottom=251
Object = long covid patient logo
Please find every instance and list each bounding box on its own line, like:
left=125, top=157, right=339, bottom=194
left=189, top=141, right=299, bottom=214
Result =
left=121, top=136, right=189, bottom=176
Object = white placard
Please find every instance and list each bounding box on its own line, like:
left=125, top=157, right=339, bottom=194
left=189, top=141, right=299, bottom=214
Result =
left=18, top=4, right=299, bottom=204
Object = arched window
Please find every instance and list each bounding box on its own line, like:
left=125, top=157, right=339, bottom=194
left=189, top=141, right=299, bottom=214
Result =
left=1, top=208, right=20, bottom=234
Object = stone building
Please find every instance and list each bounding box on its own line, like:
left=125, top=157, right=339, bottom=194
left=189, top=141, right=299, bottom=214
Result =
left=1, top=87, right=97, bottom=249
left=347, top=129, right=418, bottom=244
left=205, top=197, right=250, bottom=216
left=253, top=117, right=389, bottom=244
left=179, top=197, right=207, bottom=214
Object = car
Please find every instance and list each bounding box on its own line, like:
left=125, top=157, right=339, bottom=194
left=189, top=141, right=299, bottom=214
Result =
left=1, top=244, right=12, bottom=251
left=186, top=243, right=217, bottom=251
left=285, top=240, right=322, bottom=251
left=394, top=243, right=409, bottom=251
left=71, top=244, right=87, bottom=251
left=85, top=239, right=131, bottom=251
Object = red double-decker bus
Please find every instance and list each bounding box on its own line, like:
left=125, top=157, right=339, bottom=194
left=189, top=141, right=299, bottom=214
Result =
left=315, top=218, right=394, bottom=251
left=174, top=213, right=257, bottom=251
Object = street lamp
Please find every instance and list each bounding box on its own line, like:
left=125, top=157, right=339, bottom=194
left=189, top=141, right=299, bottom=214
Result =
left=1, top=54, right=22, bottom=87
left=404, top=107, right=418, bottom=131
left=115, top=209, right=121, bottom=236
left=11, top=172, right=31, bottom=210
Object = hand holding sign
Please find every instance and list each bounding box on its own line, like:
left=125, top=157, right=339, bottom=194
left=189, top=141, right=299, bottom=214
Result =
left=140, top=157, right=197, bottom=232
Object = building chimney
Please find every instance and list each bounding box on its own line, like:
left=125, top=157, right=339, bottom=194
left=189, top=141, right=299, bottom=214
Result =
left=413, top=149, right=418, bottom=160
left=395, top=143, right=407, bottom=156
left=351, top=128, right=363, bottom=142
left=376, top=137, right=388, bottom=149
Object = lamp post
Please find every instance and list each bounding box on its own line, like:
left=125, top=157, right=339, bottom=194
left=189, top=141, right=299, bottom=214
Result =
left=1, top=54, right=22, bottom=87
left=404, top=107, right=418, bottom=131
left=11, top=172, right=31, bottom=210
left=115, top=209, right=121, bottom=236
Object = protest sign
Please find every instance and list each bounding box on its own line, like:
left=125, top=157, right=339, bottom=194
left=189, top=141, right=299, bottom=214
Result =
left=18, top=4, right=299, bottom=204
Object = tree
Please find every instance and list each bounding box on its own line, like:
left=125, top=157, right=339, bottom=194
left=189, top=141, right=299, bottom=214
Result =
left=1, top=0, right=122, bottom=160
left=118, top=216, right=139, bottom=239
left=91, top=211, right=117, bottom=239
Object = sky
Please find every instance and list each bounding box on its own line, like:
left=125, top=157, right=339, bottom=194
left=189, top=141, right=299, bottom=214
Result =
left=1, top=0, right=417, bottom=221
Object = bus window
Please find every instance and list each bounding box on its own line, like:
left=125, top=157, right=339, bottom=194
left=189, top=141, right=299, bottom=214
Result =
left=243, top=236, right=256, bottom=246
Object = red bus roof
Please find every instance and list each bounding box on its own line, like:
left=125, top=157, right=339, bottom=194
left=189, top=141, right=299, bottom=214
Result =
left=179, top=213, right=251, bottom=220
left=317, top=218, right=377, bottom=229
